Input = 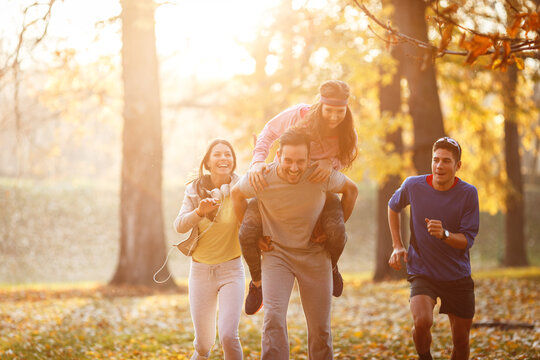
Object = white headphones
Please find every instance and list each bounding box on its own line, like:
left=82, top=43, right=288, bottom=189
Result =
left=208, top=183, right=230, bottom=201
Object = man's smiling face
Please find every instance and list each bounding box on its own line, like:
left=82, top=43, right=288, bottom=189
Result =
left=277, top=144, right=309, bottom=184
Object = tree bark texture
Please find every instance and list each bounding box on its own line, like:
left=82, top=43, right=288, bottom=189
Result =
left=502, top=65, right=528, bottom=266
left=391, top=0, right=445, bottom=174
left=111, top=0, right=175, bottom=287
left=374, top=48, right=407, bottom=281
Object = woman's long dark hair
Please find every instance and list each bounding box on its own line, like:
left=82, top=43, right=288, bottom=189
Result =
left=301, top=80, right=358, bottom=169
left=189, top=139, right=237, bottom=220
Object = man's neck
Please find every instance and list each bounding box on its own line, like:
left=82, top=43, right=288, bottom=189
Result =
left=433, top=177, right=456, bottom=191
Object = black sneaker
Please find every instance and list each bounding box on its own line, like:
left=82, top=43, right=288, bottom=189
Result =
left=332, top=266, right=343, bottom=297
left=245, top=281, right=263, bottom=315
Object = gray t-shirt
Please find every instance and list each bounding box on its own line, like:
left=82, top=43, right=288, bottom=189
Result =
left=237, top=162, right=346, bottom=251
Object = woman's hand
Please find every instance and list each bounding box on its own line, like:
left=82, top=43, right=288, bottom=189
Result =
left=196, top=198, right=221, bottom=216
left=307, top=159, right=333, bottom=183
left=248, top=161, right=269, bottom=191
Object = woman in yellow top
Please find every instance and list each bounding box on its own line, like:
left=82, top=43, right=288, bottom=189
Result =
left=174, top=139, right=244, bottom=360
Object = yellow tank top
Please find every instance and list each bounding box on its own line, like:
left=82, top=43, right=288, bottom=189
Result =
left=192, top=196, right=241, bottom=264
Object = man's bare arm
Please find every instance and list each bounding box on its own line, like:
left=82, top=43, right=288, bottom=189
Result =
left=388, top=207, right=407, bottom=270
left=231, top=184, right=248, bottom=223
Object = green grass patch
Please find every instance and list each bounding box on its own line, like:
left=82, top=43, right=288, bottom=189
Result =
left=474, top=266, right=540, bottom=279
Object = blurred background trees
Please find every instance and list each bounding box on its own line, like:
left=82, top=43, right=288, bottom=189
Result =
left=110, top=0, right=174, bottom=287
left=0, top=0, right=538, bottom=284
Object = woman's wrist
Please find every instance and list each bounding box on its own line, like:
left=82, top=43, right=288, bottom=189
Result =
left=195, top=208, right=203, bottom=217
left=250, top=160, right=264, bottom=169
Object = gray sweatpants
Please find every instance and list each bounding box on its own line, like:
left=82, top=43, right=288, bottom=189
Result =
left=188, top=257, right=245, bottom=360
left=261, top=244, right=333, bottom=360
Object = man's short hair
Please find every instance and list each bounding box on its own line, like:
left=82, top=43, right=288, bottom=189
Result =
left=278, top=127, right=311, bottom=155
left=433, top=137, right=461, bottom=162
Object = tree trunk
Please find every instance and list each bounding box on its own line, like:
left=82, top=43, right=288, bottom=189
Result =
left=502, top=64, right=528, bottom=266
left=374, top=48, right=407, bottom=281
left=392, top=0, right=445, bottom=174
left=110, top=0, right=175, bottom=288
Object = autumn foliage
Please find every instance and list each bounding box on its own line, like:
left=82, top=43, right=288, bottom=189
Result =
left=355, top=0, right=539, bottom=70
left=0, top=269, right=537, bottom=359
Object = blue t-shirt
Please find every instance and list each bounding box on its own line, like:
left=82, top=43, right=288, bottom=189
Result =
left=388, top=175, right=479, bottom=281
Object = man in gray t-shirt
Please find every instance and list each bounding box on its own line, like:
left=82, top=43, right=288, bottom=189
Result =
left=232, top=128, right=357, bottom=360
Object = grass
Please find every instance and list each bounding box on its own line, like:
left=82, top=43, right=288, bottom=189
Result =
left=0, top=178, right=539, bottom=358
left=0, top=268, right=538, bottom=359
left=473, top=266, right=540, bottom=279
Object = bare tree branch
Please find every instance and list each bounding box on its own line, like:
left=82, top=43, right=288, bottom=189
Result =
left=0, top=0, right=57, bottom=176
left=353, top=0, right=439, bottom=50
left=504, top=0, right=520, bottom=13
left=352, top=0, right=540, bottom=62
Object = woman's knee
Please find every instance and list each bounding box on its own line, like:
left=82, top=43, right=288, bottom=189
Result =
left=219, top=330, right=240, bottom=348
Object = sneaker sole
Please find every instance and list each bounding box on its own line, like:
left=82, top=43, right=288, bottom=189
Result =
left=245, top=302, right=263, bottom=315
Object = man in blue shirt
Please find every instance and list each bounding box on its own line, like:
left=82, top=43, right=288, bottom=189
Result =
left=388, top=137, right=479, bottom=360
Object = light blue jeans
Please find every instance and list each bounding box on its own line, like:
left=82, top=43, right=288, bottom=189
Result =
left=188, top=257, right=245, bottom=360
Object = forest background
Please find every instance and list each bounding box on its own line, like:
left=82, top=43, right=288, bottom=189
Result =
left=1, top=0, right=539, bottom=283
left=0, top=0, right=539, bottom=358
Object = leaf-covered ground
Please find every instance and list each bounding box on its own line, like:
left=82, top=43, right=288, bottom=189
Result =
left=0, top=268, right=538, bottom=359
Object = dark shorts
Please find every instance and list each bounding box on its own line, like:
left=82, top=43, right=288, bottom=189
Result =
left=408, top=275, right=475, bottom=319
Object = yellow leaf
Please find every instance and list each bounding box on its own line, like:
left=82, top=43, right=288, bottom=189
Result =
left=513, top=56, right=524, bottom=70
left=491, top=58, right=502, bottom=70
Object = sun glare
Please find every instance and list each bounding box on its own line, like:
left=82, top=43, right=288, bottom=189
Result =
left=155, top=0, right=278, bottom=80
left=2, top=0, right=277, bottom=79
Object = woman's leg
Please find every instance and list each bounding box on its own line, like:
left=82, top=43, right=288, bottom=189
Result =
left=320, top=192, right=347, bottom=297
left=189, top=261, right=218, bottom=359
left=321, top=193, right=347, bottom=268
left=238, top=198, right=263, bottom=282
left=239, top=198, right=264, bottom=314
left=217, top=258, right=245, bottom=360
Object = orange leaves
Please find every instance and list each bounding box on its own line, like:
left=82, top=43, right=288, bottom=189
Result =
left=438, top=24, right=454, bottom=53
left=523, top=12, right=540, bottom=34
left=488, top=41, right=525, bottom=71
left=507, top=16, right=524, bottom=38
left=459, top=34, right=493, bottom=65
left=431, top=5, right=538, bottom=70
left=0, top=273, right=539, bottom=358
left=358, top=0, right=538, bottom=71
left=511, top=12, right=540, bottom=36
left=514, top=56, right=524, bottom=70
